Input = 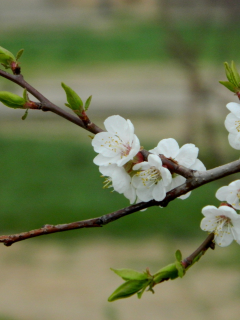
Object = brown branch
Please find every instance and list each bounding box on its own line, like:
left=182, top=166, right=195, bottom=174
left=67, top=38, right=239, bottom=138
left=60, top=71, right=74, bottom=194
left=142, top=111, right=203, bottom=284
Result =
left=1, top=159, right=240, bottom=247
left=0, top=69, right=103, bottom=134
left=181, top=233, right=215, bottom=269
left=140, top=150, right=195, bottom=179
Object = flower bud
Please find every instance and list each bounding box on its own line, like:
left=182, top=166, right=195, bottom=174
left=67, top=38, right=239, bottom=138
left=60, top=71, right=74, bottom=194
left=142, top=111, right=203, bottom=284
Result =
left=153, top=263, right=179, bottom=284
left=108, top=279, right=149, bottom=302
left=61, top=82, right=83, bottom=115
left=0, top=46, right=16, bottom=65
left=110, top=268, right=148, bottom=281
left=0, top=91, right=25, bottom=109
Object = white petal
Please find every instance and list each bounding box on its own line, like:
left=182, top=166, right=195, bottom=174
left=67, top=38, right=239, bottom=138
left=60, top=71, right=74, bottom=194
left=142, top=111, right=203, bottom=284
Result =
left=169, top=175, right=186, bottom=190
left=178, top=191, right=191, bottom=200
left=147, top=154, right=162, bottom=168
left=229, top=180, right=240, bottom=188
left=160, top=167, right=172, bottom=186
left=112, top=168, right=131, bottom=194
left=200, top=217, right=218, bottom=232
left=152, top=180, right=166, bottom=201
left=228, top=133, right=240, bottom=150
left=152, top=138, right=179, bottom=158
left=93, top=153, right=120, bottom=166
left=201, top=205, right=219, bottom=218
left=123, top=184, right=136, bottom=204
left=92, top=132, right=121, bottom=156
left=215, top=230, right=233, bottom=247
left=190, top=159, right=206, bottom=171
left=104, top=115, right=131, bottom=136
left=175, top=144, right=198, bottom=168
left=226, top=102, right=240, bottom=118
left=136, top=185, right=153, bottom=202
left=218, top=205, right=239, bottom=219
left=225, top=113, right=240, bottom=134
left=133, top=161, right=150, bottom=171
left=215, top=186, right=229, bottom=201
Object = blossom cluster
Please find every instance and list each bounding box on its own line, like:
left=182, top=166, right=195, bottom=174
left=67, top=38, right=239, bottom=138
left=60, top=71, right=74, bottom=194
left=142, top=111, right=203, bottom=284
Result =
left=200, top=180, right=240, bottom=247
left=92, top=115, right=206, bottom=204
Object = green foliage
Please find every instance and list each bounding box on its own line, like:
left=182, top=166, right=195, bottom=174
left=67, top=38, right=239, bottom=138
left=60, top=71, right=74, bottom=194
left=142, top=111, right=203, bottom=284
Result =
left=0, top=46, right=16, bottom=66
left=0, top=91, right=26, bottom=109
left=219, top=61, right=240, bottom=93
left=61, top=82, right=83, bottom=114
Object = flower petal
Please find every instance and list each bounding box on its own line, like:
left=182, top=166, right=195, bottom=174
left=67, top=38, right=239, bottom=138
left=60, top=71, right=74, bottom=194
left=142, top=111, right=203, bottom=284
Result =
left=226, top=102, right=240, bottom=118
left=175, top=144, right=198, bottom=168
left=228, top=133, right=240, bottom=150
left=215, top=186, right=229, bottom=201
left=150, top=138, right=179, bottom=158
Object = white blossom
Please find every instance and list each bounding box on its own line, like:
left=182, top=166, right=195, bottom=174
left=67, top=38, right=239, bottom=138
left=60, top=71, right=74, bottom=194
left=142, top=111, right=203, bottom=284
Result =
left=99, top=165, right=136, bottom=204
left=216, top=180, right=240, bottom=210
left=132, top=154, right=172, bottom=202
left=200, top=205, right=240, bottom=247
left=92, top=115, right=140, bottom=167
left=149, top=138, right=206, bottom=199
left=225, top=102, right=240, bottom=149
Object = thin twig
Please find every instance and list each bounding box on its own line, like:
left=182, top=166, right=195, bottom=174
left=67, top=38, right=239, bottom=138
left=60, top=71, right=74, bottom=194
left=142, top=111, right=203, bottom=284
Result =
left=0, top=69, right=103, bottom=134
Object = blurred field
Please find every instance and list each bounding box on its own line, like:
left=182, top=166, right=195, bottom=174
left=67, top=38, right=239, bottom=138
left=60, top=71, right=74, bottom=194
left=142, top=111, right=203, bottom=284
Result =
left=0, top=238, right=239, bottom=320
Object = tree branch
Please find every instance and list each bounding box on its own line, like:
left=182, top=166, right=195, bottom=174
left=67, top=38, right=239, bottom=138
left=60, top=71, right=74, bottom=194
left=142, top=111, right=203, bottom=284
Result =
left=0, top=69, right=103, bottom=134
left=1, top=159, right=240, bottom=246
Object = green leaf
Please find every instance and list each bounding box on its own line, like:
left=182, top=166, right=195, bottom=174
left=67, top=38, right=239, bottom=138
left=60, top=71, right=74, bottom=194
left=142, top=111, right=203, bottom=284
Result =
left=22, top=109, right=29, bottom=120
left=231, top=61, right=240, bottom=86
left=110, top=268, right=148, bottom=281
left=175, top=261, right=185, bottom=278
left=0, top=91, right=25, bottom=109
left=153, top=263, right=179, bottom=284
left=23, top=89, right=28, bottom=102
left=224, top=62, right=234, bottom=83
left=175, top=250, right=182, bottom=262
left=16, top=49, right=24, bottom=61
left=61, top=82, right=83, bottom=112
left=84, top=95, right=92, bottom=111
left=0, top=46, right=16, bottom=65
left=108, top=280, right=148, bottom=302
left=219, top=81, right=237, bottom=93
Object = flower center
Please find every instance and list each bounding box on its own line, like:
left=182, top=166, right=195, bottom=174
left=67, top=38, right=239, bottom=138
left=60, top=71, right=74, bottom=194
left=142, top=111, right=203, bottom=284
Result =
left=235, top=120, right=240, bottom=132
left=137, top=167, right=162, bottom=187
left=215, top=215, right=232, bottom=235
left=102, top=176, right=112, bottom=189
left=102, top=136, right=131, bottom=158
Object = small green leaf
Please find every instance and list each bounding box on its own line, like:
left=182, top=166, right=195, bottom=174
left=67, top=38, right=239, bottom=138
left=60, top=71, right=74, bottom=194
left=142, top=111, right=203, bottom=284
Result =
left=0, top=91, right=25, bottom=109
left=219, top=81, right=237, bottom=93
left=84, top=95, right=92, bottom=111
left=153, top=263, right=178, bottom=284
left=22, top=109, right=29, bottom=120
left=175, top=261, right=185, bottom=278
left=110, top=268, right=148, bottom=281
left=16, top=49, right=24, bottom=61
left=23, top=88, right=28, bottom=102
left=224, top=62, right=234, bottom=83
left=175, top=250, right=182, bottom=262
left=0, top=46, right=16, bottom=65
left=61, top=82, right=83, bottom=112
left=231, top=61, right=240, bottom=86
left=108, top=280, right=148, bottom=302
